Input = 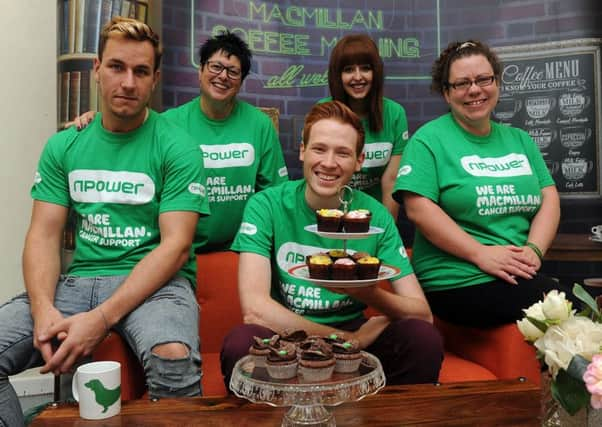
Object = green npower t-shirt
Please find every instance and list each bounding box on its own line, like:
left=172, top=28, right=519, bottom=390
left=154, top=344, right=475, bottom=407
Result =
left=31, top=111, right=210, bottom=285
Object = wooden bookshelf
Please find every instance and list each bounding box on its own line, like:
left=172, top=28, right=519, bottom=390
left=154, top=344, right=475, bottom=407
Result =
left=56, top=0, right=149, bottom=127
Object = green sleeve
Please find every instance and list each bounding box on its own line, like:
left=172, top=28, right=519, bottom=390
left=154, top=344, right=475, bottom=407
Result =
left=231, top=191, right=275, bottom=257
left=159, top=133, right=210, bottom=216
left=256, top=118, right=289, bottom=191
left=30, top=130, right=74, bottom=207
left=393, top=136, right=440, bottom=203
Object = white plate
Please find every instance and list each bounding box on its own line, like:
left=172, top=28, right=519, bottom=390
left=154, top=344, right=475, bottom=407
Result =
left=590, top=235, right=602, bottom=243
left=288, top=264, right=400, bottom=288
left=304, top=224, right=384, bottom=239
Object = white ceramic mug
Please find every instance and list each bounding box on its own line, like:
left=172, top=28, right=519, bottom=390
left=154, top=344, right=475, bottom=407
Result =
left=72, top=361, right=121, bottom=420
left=592, top=225, right=602, bottom=237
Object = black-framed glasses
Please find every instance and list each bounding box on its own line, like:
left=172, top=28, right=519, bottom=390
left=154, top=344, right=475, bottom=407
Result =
left=204, top=60, right=242, bottom=80
left=447, top=75, right=495, bottom=91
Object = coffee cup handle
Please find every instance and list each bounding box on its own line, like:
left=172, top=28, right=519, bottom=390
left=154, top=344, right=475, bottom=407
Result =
left=72, top=371, right=80, bottom=402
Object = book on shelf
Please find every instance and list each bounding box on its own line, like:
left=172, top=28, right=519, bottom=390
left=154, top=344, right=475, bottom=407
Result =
left=100, top=0, right=113, bottom=31
left=111, top=0, right=123, bottom=18
left=69, top=71, right=81, bottom=121
left=74, top=0, right=86, bottom=53
left=83, top=0, right=102, bottom=53
left=59, top=72, right=70, bottom=124
left=79, top=70, right=91, bottom=113
left=67, top=0, right=77, bottom=54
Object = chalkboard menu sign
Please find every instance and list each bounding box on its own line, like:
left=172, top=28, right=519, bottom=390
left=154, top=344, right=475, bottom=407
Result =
left=494, top=39, right=601, bottom=198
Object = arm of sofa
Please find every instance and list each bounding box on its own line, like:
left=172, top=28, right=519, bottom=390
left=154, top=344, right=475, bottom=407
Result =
left=434, top=317, right=540, bottom=386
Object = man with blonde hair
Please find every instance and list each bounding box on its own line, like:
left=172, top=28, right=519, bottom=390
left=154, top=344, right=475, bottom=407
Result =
left=0, top=17, right=208, bottom=425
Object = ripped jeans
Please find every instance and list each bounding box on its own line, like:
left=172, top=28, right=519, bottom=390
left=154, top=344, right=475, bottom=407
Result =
left=0, top=275, right=201, bottom=427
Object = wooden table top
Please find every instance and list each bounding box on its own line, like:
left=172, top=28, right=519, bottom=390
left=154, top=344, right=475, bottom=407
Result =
left=545, top=233, right=602, bottom=261
left=31, top=379, right=540, bottom=426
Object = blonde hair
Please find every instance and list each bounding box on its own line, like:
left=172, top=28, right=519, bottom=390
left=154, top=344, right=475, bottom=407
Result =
left=98, top=16, right=162, bottom=71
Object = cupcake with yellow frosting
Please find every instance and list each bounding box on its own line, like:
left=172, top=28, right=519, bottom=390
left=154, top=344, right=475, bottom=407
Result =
left=316, top=209, right=343, bottom=232
left=307, top=254, right=333, bottom=279
left=356, top=256, right=381, bottom=280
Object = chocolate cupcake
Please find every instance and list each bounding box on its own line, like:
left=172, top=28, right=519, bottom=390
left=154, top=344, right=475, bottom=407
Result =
left=342, top=209, right=371, bottom=233
left=331, top=339, right=362, bottom=373
left=249, top=335, right=280, bottom=368
left=280, top=329, right=308, bottom=349
left=298, top=338, right=335, bottom=381
left=307, top=254, right=332, bottom=279
left=350, top=251, right=370, bottom=262
left=265, top=344, right=298, bottom=379
left=316, top=209, right=343, bottom=232
left=331, top=258, right=357, bottom=280
left=356, top=256, right=381, bottom=280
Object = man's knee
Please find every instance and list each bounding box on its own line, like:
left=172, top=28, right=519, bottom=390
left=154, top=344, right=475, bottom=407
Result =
left=151, top=342, right=190, bottom=359
left=147, top=342, right=201, bottom=398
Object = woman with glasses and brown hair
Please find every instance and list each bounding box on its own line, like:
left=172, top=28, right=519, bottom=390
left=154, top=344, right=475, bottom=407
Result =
left=319, top=34, right=409, bottom=219
left=392, top=40, right=573, bottom=327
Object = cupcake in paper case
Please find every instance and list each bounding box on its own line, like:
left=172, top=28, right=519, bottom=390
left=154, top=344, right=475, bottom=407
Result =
left=280, top=329, right=308, bottom=349
left=298, top=338, right=336, bottom=381
left=356, top=256, right=381, bottom=280
left=249, top=335, right=280, bottom=368
left=265, top=344, right=298, bottom=379
left=342, top=209, right=371, bottom=233
left=307, top=254, right=332, bottom=279
left=331, top=339, right=362, bottom=373
left=327, top=249, right=348, bottom=262
left=350, top=251, right=370, bottom=262
left=331, top=258, right=357, bottom=280
left=316, top=209, right=344, bottom=232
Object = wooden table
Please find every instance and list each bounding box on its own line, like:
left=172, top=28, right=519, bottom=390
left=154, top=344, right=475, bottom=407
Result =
left=545, top=233, right=602, bottom=262
left=31, top=379, right=540, bottom=426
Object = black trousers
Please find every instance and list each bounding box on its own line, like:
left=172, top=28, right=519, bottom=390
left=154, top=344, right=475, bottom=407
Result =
left=426, top=273, right=577, bottom=328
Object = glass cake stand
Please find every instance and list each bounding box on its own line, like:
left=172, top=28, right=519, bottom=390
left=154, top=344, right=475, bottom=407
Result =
left=230, top=352, right=385, bottom=427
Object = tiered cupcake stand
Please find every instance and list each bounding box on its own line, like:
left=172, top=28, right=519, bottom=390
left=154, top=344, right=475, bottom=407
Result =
left=229, top=352, right=385, bottom=427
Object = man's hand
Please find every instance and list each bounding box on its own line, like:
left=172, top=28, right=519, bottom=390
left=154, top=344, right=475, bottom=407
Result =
left=38, top=309, right=108, bottom=374
left=32, top=306, right=66, bottom=365
left=349, top=316, right=390, bottom=349
left=474, top=245, right=537, bottom=285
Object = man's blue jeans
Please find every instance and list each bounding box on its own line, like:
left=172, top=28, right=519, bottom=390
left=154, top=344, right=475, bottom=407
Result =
left=0, top=275, right=201, bottom=427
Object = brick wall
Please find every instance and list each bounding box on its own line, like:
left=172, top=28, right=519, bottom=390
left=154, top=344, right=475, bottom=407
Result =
left=161, top=0, right=602, bottom=280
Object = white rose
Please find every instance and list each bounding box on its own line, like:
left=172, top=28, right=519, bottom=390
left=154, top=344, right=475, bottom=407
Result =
left=523, top=301, right=545, bottom=321
left=534, top=317, right=602, bottom=378
left=542, top=290, right=572, bottom=322
left=517, top=317, right=544, bottom=341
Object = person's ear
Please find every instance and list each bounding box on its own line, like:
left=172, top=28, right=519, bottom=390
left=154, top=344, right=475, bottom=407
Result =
left=299, top=142, right=306, bottom=162
left=355, top=151, right=365, bottom=172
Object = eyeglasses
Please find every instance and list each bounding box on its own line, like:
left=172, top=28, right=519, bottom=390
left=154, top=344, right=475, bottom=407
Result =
left=447, top=75, right=495, bottom=91
left=204, top=61, right=242, bottom=80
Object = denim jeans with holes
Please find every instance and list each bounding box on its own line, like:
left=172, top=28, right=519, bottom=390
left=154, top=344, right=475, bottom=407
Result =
left=0, top=275, right=201, bottom=427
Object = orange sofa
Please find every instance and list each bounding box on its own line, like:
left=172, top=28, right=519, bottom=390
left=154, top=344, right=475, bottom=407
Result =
left=92, top=251, right=540, bottom=399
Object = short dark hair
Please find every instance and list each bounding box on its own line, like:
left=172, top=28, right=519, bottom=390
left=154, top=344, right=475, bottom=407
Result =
left=98, top=17, right=162, bottom=72
left=431, top=39, right=501, bottom=96
left=198, top=31, right=252, bottom=80
left=303, top=101, right=365, bottom=156
left=328, top=34, right=384, bottom=133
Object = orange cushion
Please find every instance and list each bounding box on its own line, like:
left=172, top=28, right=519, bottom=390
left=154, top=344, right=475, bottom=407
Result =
left=201, top=352, right=227, bottom=396
left=196, top=252, right=243, bottom=354
left=435, top=318, right=540, bottom=386
left=438, top=351, right=497, bottom=382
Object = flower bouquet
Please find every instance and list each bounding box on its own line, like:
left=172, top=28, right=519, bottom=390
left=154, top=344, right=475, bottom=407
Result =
left=517, top=284, right=602, bottom=418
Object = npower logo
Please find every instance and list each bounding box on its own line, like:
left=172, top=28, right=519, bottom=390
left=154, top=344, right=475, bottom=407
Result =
left=200, top=143, right=255, bottom=168
left=69, top=170, right=155, bottom=204
left=461, top=153, right=532, bottom=177
left=362, top=142, right=393, bottom=167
